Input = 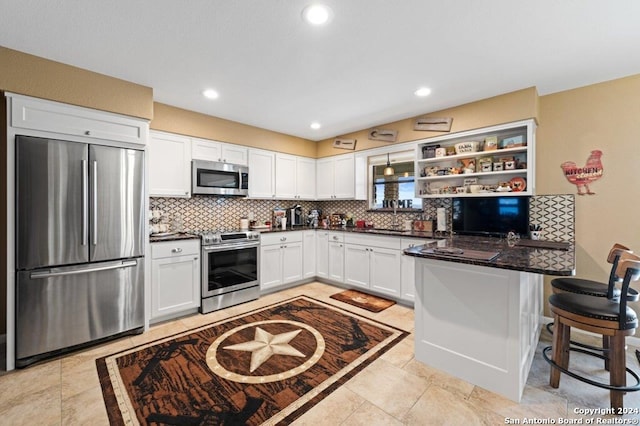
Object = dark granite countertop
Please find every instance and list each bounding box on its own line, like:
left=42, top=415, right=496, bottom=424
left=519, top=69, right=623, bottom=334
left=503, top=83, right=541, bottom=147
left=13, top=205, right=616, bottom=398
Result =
left=403, top=234, right=575, bottom=276
left=149, top=232, right=200, bottom=243
left=257, top=225, right=438, bottom=239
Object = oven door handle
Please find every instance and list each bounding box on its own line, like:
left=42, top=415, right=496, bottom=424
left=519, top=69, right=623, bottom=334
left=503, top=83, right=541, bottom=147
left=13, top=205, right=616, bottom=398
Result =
left=203, top=242, right=260, bottom=252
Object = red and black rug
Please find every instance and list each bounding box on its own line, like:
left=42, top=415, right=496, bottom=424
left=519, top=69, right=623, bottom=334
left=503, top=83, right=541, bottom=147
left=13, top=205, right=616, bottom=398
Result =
left=96, top=296, right=408, bottom=425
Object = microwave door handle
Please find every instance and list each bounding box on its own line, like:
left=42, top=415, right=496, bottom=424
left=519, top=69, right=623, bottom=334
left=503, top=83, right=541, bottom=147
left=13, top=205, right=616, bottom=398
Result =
left=81, top=159, right=88, bottom=246
left=92, top=160, right=98, bottom=245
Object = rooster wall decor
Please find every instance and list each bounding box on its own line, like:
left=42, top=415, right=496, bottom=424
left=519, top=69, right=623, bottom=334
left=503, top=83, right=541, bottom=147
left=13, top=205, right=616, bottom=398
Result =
left=560, top=150, right=603, bottom=195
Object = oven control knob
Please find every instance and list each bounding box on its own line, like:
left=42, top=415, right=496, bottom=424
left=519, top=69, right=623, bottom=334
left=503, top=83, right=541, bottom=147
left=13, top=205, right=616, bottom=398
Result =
left=211, top=234, right=221, bottom=244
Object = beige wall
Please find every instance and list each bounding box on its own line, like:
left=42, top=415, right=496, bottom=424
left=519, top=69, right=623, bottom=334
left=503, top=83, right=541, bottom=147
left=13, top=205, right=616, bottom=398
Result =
left=0, top=46, right=153, bottom=119
left=537, top=74, right=640, bottom=316
left=316, top=87, right=539, bottom=157
left=151, top=103, right=316, bottom=157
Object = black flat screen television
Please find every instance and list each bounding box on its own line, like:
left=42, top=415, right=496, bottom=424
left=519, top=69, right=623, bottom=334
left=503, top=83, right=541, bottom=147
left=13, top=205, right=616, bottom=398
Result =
left=452, top=196, right=530, bottom=238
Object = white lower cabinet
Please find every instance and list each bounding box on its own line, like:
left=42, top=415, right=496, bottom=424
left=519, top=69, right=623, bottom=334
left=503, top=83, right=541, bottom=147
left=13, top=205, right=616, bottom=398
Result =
left=302, top=230, right=316, bottom=279
left=260, top=231, right=303, bottom=290
left=316, top=231, right=329, bottom=279
left=150, top=240, right=201, bottom=321
left=344, top=234, right=401, bottom=297
left=328, top=232, right=345, bottom=283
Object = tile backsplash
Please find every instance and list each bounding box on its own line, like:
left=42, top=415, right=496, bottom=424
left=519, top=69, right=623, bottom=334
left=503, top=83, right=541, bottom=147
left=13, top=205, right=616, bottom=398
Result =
left=150, top=194, right=573, bottom=241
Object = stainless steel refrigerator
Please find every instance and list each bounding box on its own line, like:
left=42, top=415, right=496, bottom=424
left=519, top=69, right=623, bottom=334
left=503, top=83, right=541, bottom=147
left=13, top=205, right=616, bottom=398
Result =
left=15, top=135, right=145, bottom=367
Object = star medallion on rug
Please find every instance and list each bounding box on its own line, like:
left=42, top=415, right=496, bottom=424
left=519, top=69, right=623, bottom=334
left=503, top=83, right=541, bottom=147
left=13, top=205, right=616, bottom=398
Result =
left=96, top=296, right=408, bottom=425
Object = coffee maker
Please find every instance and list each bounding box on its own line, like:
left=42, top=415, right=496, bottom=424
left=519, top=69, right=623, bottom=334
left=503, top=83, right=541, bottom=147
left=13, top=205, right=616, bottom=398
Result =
left=287, top=205, right=304, bottom=227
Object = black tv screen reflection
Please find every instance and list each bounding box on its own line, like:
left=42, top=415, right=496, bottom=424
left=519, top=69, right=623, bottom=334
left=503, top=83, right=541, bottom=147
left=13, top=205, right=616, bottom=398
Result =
left=452, top=196, right=530, bottom=238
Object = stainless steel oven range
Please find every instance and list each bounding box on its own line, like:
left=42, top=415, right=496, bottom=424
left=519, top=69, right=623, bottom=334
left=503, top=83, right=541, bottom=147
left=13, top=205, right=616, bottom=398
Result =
left=199, top=230, right=260, bottom=313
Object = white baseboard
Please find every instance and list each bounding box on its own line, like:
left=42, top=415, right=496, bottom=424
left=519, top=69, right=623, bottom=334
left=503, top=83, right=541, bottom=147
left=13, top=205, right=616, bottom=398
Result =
left=542, top=316, right=640, bottom=348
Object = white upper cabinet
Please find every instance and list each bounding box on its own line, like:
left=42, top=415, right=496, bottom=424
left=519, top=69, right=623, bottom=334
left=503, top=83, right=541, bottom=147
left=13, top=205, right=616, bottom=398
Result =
left=248, top=149, right=276, bottom=198
left=316, top=153, right=355, bottom=200
left=415, top=119, right=536, bottom=198
left=149, top=130, right=191, bottom=197
left=275, top=154, right=316, bottom=200
left=9, top=94, right=148, bottom=146
left=296, top=157, right=316, bottom=200
left=275, top=153, right=297, bottom=199
left=191, top=138, right=247, bottom=165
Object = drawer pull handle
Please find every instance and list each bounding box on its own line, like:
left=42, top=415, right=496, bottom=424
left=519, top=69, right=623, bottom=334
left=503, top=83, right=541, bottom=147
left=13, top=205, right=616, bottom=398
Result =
left=171, top=248, right=183, bottom=253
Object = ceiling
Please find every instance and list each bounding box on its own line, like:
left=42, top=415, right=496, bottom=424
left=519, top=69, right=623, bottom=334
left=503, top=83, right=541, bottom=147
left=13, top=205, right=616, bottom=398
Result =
left=2, top=1, right=640, bottom=141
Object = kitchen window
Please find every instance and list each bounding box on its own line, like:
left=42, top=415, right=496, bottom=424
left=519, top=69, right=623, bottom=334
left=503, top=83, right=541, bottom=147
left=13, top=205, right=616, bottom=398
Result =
left=369, top=152, right=422, bottom=210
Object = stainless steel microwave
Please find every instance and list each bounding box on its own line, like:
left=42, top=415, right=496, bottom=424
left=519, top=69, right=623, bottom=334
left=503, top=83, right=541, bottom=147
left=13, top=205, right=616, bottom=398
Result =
left=192, top=160, right=249, bottom=196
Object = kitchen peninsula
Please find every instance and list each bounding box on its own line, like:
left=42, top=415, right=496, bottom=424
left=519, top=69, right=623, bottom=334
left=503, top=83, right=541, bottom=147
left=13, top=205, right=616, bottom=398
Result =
left=404, top=236, right=575, bottom=402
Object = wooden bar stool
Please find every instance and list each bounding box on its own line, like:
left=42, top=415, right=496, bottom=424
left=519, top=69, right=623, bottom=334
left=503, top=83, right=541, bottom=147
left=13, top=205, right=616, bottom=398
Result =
left=543, top=251, right=640, bottom=410
left=547, top=244, right=638, bottom=354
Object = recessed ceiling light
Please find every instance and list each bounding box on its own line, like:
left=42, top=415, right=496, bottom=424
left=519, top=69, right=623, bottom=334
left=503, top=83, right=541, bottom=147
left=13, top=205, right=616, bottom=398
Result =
left=414, top=87, right=432, bottom=97
left=310, top=122, right=321, bottom=130
left=203, top=89, right=219, bottom=99
left=302, top=4, right=332, bottom=25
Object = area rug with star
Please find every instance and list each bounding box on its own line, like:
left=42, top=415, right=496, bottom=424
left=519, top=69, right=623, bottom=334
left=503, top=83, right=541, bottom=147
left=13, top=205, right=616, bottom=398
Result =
left=96, top=295, right=409, bottom=425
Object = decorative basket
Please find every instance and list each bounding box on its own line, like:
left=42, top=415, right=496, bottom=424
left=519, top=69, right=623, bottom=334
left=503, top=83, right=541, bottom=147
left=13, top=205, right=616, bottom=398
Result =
left=454, top=141, right=479, bottom=154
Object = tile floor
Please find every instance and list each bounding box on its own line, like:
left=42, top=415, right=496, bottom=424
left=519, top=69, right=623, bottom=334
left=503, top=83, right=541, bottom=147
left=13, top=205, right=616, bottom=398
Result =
left=1, top=281, right=639, bottom=425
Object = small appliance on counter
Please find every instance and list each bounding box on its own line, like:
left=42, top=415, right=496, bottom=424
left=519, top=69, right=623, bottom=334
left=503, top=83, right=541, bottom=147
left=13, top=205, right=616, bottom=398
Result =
left=307, top=209, right=321, bottom=227
left=273, top=208, right=286, bottom=229
left=287, top=205, right=304, bottom=227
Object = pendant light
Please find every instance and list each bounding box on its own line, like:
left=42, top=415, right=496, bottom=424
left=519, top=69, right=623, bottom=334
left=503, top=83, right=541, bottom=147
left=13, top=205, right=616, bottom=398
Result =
left=383, top=153, right=395, bottom=176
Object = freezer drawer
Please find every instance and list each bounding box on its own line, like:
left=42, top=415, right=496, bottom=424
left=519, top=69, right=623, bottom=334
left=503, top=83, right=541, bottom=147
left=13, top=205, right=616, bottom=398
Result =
left=16, top=259, right=144, bottom=366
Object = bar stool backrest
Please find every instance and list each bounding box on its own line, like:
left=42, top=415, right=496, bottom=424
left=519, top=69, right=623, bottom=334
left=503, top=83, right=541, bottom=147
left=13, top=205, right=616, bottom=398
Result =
left=613, top=251, right=640, bottom=329
left=606, top=245, right=634, bottom=299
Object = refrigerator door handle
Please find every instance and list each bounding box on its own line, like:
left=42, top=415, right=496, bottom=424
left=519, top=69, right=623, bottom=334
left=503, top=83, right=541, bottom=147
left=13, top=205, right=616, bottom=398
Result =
left=82, top=159, right=88, bottom=246
left=92, top=160, right=98, bottom=246
left=29, top=260, right=138, bottom=279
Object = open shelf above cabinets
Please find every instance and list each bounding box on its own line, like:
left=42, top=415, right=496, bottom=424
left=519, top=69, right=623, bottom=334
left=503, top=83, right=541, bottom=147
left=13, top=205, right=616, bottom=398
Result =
left=414, top=119, right=535, bottom=197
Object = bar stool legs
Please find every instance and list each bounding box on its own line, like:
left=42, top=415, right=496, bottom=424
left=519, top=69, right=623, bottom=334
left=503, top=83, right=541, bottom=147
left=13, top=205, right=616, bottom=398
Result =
left=549, top=315, right=569, bottom=389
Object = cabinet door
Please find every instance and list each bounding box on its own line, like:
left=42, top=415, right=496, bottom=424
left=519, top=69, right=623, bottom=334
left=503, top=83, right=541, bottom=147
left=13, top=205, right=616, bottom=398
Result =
left=328, top=241, right=345, bottom=283
left=10, top=95, right=148, bottom=146
left=221, top=144, right=248, bottom=165
left=316, top=158, right=334, bottom=199
left=296, top=157, right=316, bottom=199
left=344, top=245, right=370, bottom=289
left=354, top=152, right=368, bottom=201
left=151, top=254, right=200, bottom=319
left=282, top=242, right=303, bottom=284
left=400, top=254, right=415, bottom=302
left=149, top=131, right=191, bottom=197
left=333, top=154, right=355, bottom=199
left=275, top=153, right=297, bottom=199
left=303, top=231, right=316, bottom=279
left=370, top=247, right=401, bottom=297
left=191, top=138, right=222, bottom=162
left=259, top=244, right=283, bottom=289
left=248, top=149, right=276, bottom=198
left=316, top=232, right=329, bottom=279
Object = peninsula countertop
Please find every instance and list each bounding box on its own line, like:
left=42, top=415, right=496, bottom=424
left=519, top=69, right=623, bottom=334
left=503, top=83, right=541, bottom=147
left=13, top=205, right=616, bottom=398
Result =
left=403, top=234, right=575, bottom=276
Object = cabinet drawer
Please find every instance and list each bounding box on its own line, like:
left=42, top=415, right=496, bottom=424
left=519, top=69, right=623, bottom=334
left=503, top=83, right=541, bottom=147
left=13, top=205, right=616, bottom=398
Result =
left=327, top=232, right=344, bottom=243
left=345, top=233, right=401, bottom=249
left=11, top=95, right=148, bottom=145
left=151, top=240, right=200, bottom=259
left=261, top=231, right=303, bottom=246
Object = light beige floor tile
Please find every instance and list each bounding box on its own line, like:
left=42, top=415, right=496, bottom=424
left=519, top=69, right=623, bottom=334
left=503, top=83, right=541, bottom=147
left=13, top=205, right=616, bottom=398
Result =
left=129, top=320, right=189, bottom=346
left=403, top=358, right=475, bottom=399
left=380, top=334, right=414, bottom=368
left=62, top=383, right=110, bottom=426
left=341, top=401, right=404, bottom=426
left=345, top=358, right=429, bottom=418
left=292, top=386, right=365, bottom=425
left=469, top=384, right=568, bottom=420
left=404, top=384, right=505, bottom=426
left=0, top=359, right=60, bottom=407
